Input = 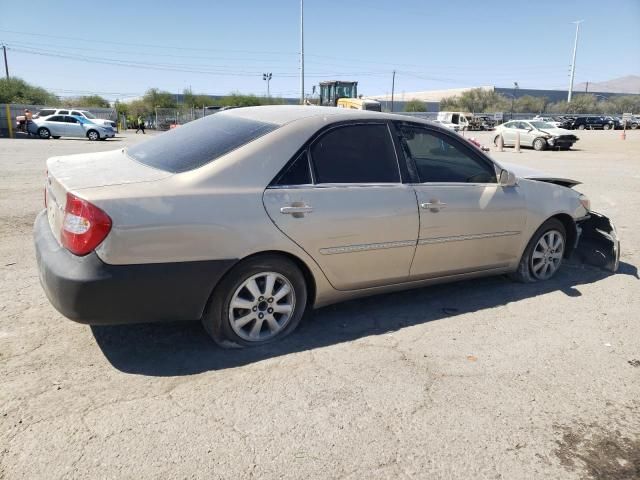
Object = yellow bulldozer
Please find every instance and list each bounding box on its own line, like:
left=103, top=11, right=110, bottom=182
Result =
left=318, top=81, right=381, bottom=111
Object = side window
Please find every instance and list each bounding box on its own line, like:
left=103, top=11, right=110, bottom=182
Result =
left=66, top=116, right=79, bottom=123
left=273, top=151, right=312, bottom=186
left=38, top=109, right=55, bottom=117
left=58, top=110, right=69, bottom=115
left=71, top=111, right=83, bottom=116
left=310, top=124, right=399, bottom=184
left=48, top=115, right=63, bottom=122
left=398, top=126, right=497, bottom=184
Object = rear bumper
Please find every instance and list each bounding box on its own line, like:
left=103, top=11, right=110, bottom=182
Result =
left=34, top=211, right=237, bottom=325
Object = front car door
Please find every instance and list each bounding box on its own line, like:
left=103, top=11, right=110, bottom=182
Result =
left=394, top=122, right=527, bottom=280
left=263, top=122, right=419, bottom=291
left=63, top=116, right=85, bottom=137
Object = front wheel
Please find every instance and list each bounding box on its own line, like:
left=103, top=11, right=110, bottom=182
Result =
left=38, top=127, right=51, bottom=139
left=533, top=138, right=547, bottom=151
left=202, top=254, right=307, bottom=348
left=510, top=218, right=566, bottom=283
left=603, top=123, right=611, bottom=130
left=577, top=124, right=586, bottom=130
left=87, top=130, right=100, bottom=141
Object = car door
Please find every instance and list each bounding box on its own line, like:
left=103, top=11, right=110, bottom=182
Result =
left=394, top=123, right=527, bottom=280
left=519, top=121, right=537, bottom=146
left=64, top=116, right=85, bottom=137
left=45, top=115, right=67, bottom=136
left=500, top=122, right=517, bottom=144
left=263, top=122, right=419, bottom=291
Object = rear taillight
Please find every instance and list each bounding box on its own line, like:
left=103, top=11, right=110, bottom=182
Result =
left=61, top=193, right=112, bottom=256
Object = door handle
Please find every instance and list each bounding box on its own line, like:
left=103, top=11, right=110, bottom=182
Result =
left=280, top=205, right=313, bottom=216
left=420, top=201, right=447, bottom=211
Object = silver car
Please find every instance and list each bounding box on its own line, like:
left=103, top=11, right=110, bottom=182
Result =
left=494, top=120, right=578, bottom=151
left=34, top=106, right=619, bottom=347
left=30, top=114, right=116, bottom=141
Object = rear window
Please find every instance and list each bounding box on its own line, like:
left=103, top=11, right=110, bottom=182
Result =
left=127, top=114, right=278, bottom=173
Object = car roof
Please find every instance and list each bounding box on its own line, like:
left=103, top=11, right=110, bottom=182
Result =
left=220, top=105, right=425, bottom=126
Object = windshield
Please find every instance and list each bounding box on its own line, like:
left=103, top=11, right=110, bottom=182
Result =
left=82, top=111, right=97, bottom=119
left=529, top=121, right=554, bottom=129
left=127, top=113, right=278, bottom=173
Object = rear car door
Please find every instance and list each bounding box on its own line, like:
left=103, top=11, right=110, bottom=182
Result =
left=45, top=116, right=67, bottom=136
left=500, top=122, right=517, bottom=144
left=263, top=122, right=419, bottom=291
left=394, top=123, right=527, bottom=279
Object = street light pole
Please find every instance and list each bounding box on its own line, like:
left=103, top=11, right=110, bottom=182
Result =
left=263, top=73, right=272, bottom=97
left=567, top=20, right=583, bottom=103
left=2, top=45, right=9, bottom=79
left=390, top=70, right=396, bottom=113
left=300, top=0, right=305, bottom=104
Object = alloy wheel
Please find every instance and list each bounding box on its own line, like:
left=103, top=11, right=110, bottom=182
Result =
left=228, top=272, right=296, bottom=342
left=531, top=229, right=564, bottom=280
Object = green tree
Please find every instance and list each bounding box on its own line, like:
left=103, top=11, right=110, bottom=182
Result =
left=61, top=95, right=111, bottom=108
left=440, top=88, right=510, bottom=113
left=0, top=77, right=58, bottom=105
left=143, top=88, right=176, bottom=109
left=513, top=95, right=548, bottom=114
left=404, top=99, right=426, bottom=112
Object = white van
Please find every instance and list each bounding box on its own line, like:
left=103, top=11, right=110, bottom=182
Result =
left=437, top=111, right=476, bottom=130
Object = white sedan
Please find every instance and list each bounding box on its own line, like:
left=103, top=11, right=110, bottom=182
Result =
left=494, top=120, right=578, bottom=151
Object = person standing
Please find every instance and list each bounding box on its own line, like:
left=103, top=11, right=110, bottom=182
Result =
left=136, top=115, right=145, bottom=134
left=24, top=109, right=34, bottom=136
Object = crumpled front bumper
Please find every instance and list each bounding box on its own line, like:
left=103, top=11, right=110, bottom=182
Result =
left=575, top=211, right=620, bottom=272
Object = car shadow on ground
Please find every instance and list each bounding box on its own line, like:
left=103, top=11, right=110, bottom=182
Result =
left=92, top=261, right=637, bottom=377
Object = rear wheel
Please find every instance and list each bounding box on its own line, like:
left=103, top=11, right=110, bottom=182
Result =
left=603, top=123, right=611, bottom=130
left=202, top=254, right=307, bottom=348
left=87, top=130, right=100, bottom=141
left=38, top=127, right=51, bottom=139
left=510, top=218, right=566, bottom=283
left=577, top=124, right=586, bottom=130
left=533, top=138, right=547, bottom=151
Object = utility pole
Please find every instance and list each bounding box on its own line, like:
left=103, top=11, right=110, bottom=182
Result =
left=2, top=45, right=9, bottom=79
left=300, top=0, right=305, bottom=104
left=585, top=81, right=589, bottom=93
left=390, top=70, right=396, bottom=112
left=263, top=73, right=272, bottom=97
left=567, top=20, right=583, bottom=103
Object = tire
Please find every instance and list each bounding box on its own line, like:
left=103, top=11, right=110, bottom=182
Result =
left=533, top=138, right=547, bottom=151
left=577, top=124, right=586, bottom=130
left=603, top=123, right=611, bottom=130
left=510, top=218, right=567, bottom=283
left=202, top=254, right=308, bottom=348
left=52, top=136, right=60, bottom=139
left=631, top=123, right=638, bottom=130
left=38, top=127, right=51, bottom=139
left=493, top=135, right=500, bottom=146
left=87, top=130, right=100, bottom=141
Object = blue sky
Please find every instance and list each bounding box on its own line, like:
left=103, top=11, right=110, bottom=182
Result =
left=2, top=0, right=639, bottom=101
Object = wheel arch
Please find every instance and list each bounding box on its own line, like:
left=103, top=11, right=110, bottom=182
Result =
left=220, top=250, right=317, bottom=308
left=547, top=213, right=577, bottom=258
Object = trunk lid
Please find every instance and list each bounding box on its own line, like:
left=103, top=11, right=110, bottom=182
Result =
left=45, top=148, right=172, bottom=244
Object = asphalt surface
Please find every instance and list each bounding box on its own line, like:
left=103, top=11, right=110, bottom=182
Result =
left=1, top=128, right=639, bottom=479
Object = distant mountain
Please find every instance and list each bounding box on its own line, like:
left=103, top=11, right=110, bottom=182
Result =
left=575, top=75, right=640, bottom=94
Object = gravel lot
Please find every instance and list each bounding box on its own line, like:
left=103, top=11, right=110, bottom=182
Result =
left=1, top=128, right=639, bottom=479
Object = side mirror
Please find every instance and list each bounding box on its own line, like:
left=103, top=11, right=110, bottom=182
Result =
left=499, top=169, right=518, bottom=187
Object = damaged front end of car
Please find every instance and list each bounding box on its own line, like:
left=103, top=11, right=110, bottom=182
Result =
left=575, top=212, right=620, bottom=272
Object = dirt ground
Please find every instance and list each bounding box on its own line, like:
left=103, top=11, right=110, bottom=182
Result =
left=1, top=128, right=639, bottom=479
